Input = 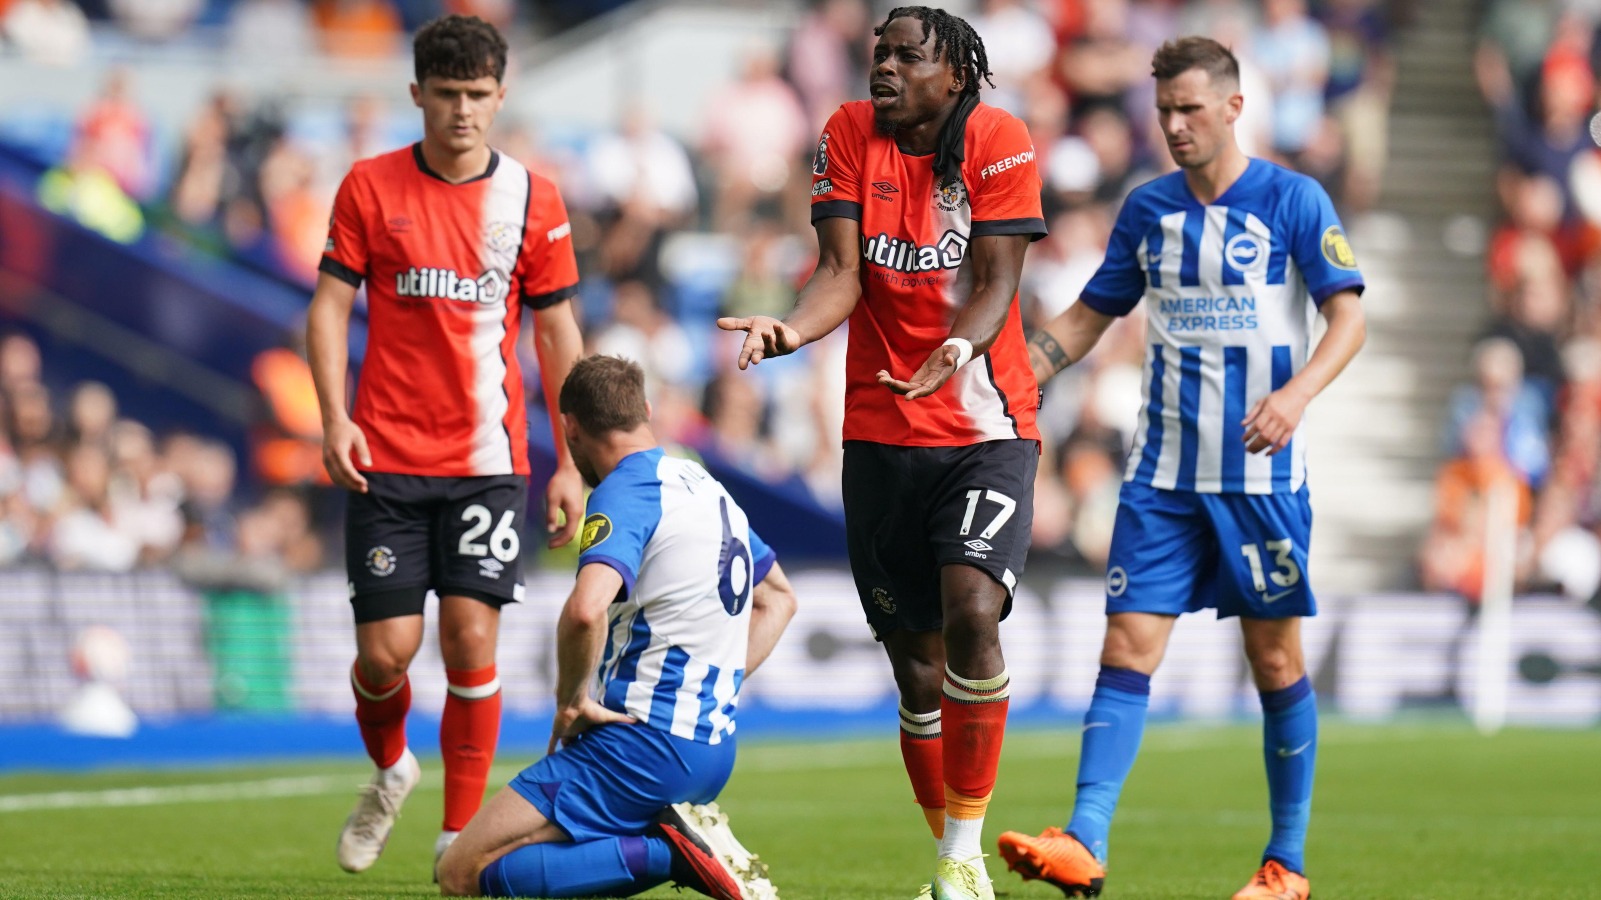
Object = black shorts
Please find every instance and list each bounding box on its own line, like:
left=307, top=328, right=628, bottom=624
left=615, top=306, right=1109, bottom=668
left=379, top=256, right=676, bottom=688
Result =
left=842, top=439, right=1038, bottom=640
left=345, top=472, right=530, bottom=624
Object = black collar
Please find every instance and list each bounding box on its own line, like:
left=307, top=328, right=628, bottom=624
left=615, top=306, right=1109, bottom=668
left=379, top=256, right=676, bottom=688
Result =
left=412, top=142, right=499, bottom=184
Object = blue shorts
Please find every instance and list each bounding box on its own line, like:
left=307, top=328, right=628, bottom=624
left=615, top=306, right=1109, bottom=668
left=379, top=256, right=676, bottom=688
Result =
left=1104, top=481, right=1316, bottom=619
left=509, top=722, right=735, bottom=843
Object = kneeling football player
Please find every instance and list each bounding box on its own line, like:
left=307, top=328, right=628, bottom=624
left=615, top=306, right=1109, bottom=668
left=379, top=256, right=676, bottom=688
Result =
left=437, top=356, right=796, bottom=899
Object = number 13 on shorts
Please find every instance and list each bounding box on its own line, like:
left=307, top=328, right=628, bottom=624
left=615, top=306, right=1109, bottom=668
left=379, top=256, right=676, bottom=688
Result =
left=1239, top=539, right=1301, bottom=594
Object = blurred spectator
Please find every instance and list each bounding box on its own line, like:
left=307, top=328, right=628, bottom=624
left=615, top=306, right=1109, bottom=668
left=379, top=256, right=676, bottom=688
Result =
left=1482, top=234, right=1570, bottom=397
left=8, top=380, right=64, bottom=514
left=66, top=381, right=117, bottom=451
left=1057, top=0, right=1148, bottom=118
left=37, top=143, right=146, bottom=244
left=702, top=44, right=809, bottom=231
left=786, top=0, right=869, bottom=128
left=107, top=419, right=184, bottom=563
left=1250, top=0, right=1331, bottom=159
left=1022, top=207, right=1111, bottom=322
left=2, top=0, right=88, bottom=67
left=74, top=69, right=154, bottom=202
left=1476, top=0, right=1559, bottom=100
left=591, top=281, right=696, bottom=391
left=251, top=343, right=328, bottom=487
left=228, top=0, right=316, bottom=59
left=174, top=437, right=239, bottom=551
left=0, top=332, right=42, bottom=394
left=972, top=0, right=1058, bottom=114
left=722, top=222, right=800, bottom=322
left=259, top=140, right=328, bottom=283
left=1319, top=0, right=1394, bottom=210
left=107, top=0, right=203, bottom=43
left=1421, top=410, right=1535, bottom=603
left=698, top=369, right=786, bottom=481
left=587, top=106, right=698, bottom=284
left=312, top=0, right=404, bottom=59
left=1446, top=337, right=1552, bottom=488
left=50, top=444, right=141, bottom=572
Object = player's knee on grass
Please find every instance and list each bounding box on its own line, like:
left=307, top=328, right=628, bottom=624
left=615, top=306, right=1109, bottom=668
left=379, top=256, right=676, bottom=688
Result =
left=354, top=645, right=416, bottom=686
left=1242, top=635, right=1305, bottom=691
left=436, top=843, right=481, bottom=897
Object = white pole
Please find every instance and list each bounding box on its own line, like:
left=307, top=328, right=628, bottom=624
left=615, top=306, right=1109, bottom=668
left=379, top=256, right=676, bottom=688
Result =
left=1473, top=477, right=1518, bottom=735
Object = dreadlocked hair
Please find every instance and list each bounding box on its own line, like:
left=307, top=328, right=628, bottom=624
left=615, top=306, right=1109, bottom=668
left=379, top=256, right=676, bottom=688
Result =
left=873, top=6, right=994, bottom=95
left=873, top=7, right=992, bottom=186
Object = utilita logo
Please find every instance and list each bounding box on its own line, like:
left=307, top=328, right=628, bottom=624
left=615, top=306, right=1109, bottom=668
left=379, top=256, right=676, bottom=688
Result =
left=860, top=229, right=968, bottom=274
left=395, top=267, right=509, bottom=305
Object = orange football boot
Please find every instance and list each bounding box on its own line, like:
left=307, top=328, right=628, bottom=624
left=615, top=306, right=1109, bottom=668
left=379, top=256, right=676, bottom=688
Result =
left=1231, top=860, right=1310, bottom=900
left=995, top=827, right=1105, bottom=897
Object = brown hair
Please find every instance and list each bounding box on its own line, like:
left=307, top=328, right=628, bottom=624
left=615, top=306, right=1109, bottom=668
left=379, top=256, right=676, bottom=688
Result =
left=559, top=356, right=649, bottom=436
left=414, top=15, right=507, bottom=85
left=1150, top=36, right=1239, bottom=89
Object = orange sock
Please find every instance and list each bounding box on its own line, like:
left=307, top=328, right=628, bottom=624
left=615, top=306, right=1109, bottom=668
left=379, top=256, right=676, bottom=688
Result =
left=940, top=666, right=1009, bottom=857
left=441, top=664, right=502, bottom=832
left=899, top=704, right=945, bottom=839
left=351, top=664, right=410, bottom=770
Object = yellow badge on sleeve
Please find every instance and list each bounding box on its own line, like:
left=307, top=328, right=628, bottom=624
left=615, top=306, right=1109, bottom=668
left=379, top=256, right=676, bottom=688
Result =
left=580, top=513, right=612, bottom=552
left=1320, top=225, right=1358, bottom=270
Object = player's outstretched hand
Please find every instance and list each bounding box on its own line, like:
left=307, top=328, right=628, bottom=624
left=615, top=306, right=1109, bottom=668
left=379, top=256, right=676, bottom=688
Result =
left=878, top=343, right=961, bottom=401
left=322, top=416, right=371, bottom=493
left=547, top=696, right=637, bottom=756
left=716, top=315, right=802, bottom=369
left=546, top=463, right=584, bottom=549
left=1243, top=386, right=1311, bottom=455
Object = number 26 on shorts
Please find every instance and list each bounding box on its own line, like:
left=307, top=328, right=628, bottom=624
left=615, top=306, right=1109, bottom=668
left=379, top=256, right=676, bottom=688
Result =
left=458, top=503, right=520, bottom=563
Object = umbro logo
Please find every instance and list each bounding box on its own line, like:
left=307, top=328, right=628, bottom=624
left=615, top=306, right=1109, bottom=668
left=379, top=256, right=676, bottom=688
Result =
left=871, top=181, right=898, bottom=202
left=479, top=558, right=504, bottom=579
left=388, top=216, right=412, bottom=233
left=964, top=539, right=992, bottom=552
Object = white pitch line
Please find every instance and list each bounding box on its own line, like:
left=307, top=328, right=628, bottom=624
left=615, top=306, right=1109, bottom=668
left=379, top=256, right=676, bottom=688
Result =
left=0, top=775, right=351, bottom=814
left=0, top=727, right=1462, bottom=814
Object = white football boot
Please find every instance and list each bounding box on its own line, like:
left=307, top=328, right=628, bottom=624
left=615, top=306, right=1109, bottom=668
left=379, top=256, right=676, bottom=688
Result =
left=336, top=748, right=420, bottom=873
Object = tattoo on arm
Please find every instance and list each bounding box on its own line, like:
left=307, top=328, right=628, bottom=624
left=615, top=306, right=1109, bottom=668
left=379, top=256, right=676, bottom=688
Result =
left=1028, top=329, right=1072, bottom=377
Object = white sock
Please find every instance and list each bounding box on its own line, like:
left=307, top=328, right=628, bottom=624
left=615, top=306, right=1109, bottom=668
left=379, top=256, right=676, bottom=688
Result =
left=939, top=814, right=984, bottom=861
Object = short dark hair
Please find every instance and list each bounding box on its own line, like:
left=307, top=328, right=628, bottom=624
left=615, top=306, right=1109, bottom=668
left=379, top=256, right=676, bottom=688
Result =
left=1150, top=36, right=1239, bottom=89
left=559, top=356, right=649, bottom=436
left=414, top=15, right=507, bottom=85
left=874, top=6, right=994, bottom=96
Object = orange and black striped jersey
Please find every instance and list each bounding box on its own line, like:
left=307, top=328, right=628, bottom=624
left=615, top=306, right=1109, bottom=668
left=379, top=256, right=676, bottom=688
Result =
left=320, top=144, right=579, bottom=477
left=810, top=101, right=1045, bottom=447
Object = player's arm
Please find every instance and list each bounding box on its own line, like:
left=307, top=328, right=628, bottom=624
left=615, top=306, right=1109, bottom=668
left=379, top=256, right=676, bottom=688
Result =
left=878, top=232, right=1032, bottom=400
left=745, top=560, right=797, bottom=676
left=1244, top=290, right=1367, bottom=455
left=717, top=216, right=860, bottom=369
left=549, top=563, right=636, bottom=754
left=532, top=301, right=585, bottom=548
left=306, top=272, right=370, bottom=493
left=1026, top=300, right=1119, bottom=385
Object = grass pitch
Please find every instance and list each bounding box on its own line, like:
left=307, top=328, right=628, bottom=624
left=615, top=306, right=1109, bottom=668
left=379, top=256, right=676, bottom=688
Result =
left=0, top=722, right=1596, bottom=898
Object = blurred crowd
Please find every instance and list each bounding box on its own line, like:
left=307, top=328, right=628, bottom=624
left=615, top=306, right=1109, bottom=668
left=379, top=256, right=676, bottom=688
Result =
left=1418, top=0, right=1601, bottom=608
left=5, top=0, right=1405, bottom=573
left=0, top=331, right=325, bottom=581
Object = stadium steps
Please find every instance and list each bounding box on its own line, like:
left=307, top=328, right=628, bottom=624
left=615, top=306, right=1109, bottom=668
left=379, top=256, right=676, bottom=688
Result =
left=1303, top=0, right=1493, bottom=593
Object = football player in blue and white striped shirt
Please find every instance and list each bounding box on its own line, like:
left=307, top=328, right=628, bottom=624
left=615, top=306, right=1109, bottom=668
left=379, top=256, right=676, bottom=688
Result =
left=996, top=37, right=1367, bottom=900
left=438, top=356, right=796, bottom=900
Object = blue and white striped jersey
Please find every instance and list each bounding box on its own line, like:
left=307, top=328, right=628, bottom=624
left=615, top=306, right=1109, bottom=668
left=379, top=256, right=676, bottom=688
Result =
left=578, top=448, right=776, bottom=744
left=1080, top=159, right=1364, bottom=494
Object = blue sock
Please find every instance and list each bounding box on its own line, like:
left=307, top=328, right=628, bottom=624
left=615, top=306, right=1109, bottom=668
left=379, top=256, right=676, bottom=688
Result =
left=1260, top=676, right=1317, bottom=875
left=1066, top=666, right=1151, bottom=864
left=479, top=835, right=673, bottom=898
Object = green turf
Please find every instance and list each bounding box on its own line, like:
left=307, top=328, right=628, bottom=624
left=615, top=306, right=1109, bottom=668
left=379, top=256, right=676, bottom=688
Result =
left=0, top=722, right=1596, bottom=898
